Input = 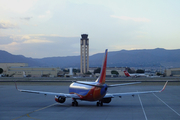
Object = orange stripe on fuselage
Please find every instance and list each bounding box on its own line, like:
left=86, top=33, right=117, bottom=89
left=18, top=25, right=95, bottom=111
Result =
left=93, top=87, right=104, bottom=100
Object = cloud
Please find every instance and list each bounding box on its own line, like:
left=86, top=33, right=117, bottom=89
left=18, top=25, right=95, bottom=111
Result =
left=0, top=0, right=37, bottom=14
left=0, top=21, right=17, bottom=29
left=111, top=15, right=150, bottom=22
left=21, top=35, right=31, bottom=40
left=23, top=39, right=53, bottom=44
left=110, top=45, right=143, bottom=51
left=0, top=36, right=13, bottom=44
left=10, top=35, right=30, bottom=42
left=9, top=35, right=53, bottom=44
left=0, top=34, right=80, bottom=58
left=38, top=10, right=52, bottom=19
left=0, top=41, right=20, bottom=52
left=20, top=17, right=33, bottom=21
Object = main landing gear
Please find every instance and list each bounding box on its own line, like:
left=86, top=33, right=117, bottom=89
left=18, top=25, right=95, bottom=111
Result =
left=96, top=100, right=103, bottom=106
left=71, top=99, right=104, bottom=107
left=72, top=99, right=78, bottom=106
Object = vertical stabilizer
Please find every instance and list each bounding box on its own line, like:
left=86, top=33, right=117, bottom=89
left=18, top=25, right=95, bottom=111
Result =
left=124, top=71, right=130, bottom=77
left=96, top=49, right=108, bottom=84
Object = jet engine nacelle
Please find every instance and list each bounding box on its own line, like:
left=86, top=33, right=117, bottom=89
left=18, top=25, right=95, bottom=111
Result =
left=55, top=96, right=66, bottom=103
left=102, top=98, right=111, bottom=103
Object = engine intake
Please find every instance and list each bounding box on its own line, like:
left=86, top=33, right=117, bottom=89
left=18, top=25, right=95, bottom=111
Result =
left=55, top=96, right=66, bottom=103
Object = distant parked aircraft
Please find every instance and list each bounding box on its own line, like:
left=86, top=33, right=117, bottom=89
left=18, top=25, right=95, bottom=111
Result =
left=23, top=71, right=26, bottom=77
left=15, top=49, right=168, bottom=106
left=124, top=70, right=148, bottom=77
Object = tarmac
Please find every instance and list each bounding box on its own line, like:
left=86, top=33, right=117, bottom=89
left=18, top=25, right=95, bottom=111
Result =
left=0, top=81, right=180, bottom=120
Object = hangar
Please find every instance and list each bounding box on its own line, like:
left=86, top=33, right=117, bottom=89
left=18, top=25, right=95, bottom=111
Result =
left=0, top=63, right=62, bottom=77
left=165, top=68, right=180, bottom=77
left=0, top=63, right=28, bottom=75
left=7, top=67, right=60, bottom=77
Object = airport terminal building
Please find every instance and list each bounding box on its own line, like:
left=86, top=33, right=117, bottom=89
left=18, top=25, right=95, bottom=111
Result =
left=0, top=63, right=127, bottom=78
left=0, top=63, right=61, bottom=77
left=165, top=68, right=180, bottom=77
left=1, top=63, right=180, bottom=77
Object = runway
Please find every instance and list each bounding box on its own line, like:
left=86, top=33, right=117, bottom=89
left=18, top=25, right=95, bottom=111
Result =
left=0, top=82, right=180, bottom=120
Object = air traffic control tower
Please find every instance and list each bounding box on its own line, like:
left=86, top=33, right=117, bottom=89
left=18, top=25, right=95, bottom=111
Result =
left=80, top=34, right=89, bottom=74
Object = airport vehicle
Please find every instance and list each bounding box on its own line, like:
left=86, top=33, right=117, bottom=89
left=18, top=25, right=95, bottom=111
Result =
left=15, top=49, right=168, bottom=106
left=124, top=70, right=148, bottom=77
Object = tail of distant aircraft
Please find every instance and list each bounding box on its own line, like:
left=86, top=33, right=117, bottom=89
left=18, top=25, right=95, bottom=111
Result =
left=124, top=70, right=130, bottom=77
left=96, top=49, right=108, bottom=84
left=23, top=71, right=26, bottom=77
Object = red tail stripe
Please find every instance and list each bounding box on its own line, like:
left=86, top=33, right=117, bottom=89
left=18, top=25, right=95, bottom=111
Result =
left=98, top=49, right=108, bottom=84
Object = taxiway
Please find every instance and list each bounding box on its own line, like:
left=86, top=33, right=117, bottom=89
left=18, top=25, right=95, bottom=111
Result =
left=0, top=82, right=180, bottom=120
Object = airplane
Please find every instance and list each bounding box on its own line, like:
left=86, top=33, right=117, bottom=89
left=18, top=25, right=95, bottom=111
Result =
left=15, top=49, right=168, bottom=106
left=124, top=70, right=148, bottom=77
left=23, top=71, right=26, bottom=77
left=23, top=71, right=31, bottom=77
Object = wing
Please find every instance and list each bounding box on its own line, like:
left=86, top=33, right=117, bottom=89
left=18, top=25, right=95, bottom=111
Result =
left=14, top=82, right=80, bottom=99
left=107, top=82, right=141, bottom=87
left=104, top=81, right=168, bottom=98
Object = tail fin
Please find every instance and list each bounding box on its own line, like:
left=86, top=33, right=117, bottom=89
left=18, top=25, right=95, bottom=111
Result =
left=124, top=71, right=130, bottom=77
left=23, top=71, right=26, bottom=77
left=96, top=49, right=108, bottom=84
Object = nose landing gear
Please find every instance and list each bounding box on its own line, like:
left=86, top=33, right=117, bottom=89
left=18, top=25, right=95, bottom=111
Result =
left=96, top=100, right=103, bottom=106
left=72, top=99, right=78, bottom=106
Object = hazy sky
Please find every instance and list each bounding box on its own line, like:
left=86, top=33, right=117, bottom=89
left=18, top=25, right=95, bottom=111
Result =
left=0, top=0, right=180, bottom=58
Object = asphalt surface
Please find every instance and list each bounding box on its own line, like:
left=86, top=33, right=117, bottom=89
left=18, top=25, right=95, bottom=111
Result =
left=0, top=82, right=180, bottom=120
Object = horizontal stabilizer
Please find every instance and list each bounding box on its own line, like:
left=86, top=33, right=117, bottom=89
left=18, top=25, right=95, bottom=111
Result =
left=108, top=82, right=141, bottom=87
left=74, top=81, right=104, bottom=88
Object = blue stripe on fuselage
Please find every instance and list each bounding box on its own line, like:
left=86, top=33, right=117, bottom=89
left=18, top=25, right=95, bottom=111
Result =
left=100, top=84, right=107, bottom=95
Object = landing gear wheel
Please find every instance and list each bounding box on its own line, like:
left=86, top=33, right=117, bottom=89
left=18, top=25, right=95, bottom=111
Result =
left=72, top=99, right=78, bottom=106
left=72, top=102, right=74, bottom=106
left=100, top=101, right=103, bottom=106
left=96, top=102, right=99, bottom=106
left=97, top=101, right=103, bottom=106
left=75, top=101, right=78, bottom=106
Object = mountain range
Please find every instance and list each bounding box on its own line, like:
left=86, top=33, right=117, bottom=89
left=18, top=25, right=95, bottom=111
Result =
left=0, top=48, right=180, bottom=68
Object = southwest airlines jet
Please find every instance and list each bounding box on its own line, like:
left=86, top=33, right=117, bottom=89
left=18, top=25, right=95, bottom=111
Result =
left=124, top=70, right=148, bottom=77
left=15, top=49, right=168, bottom=106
